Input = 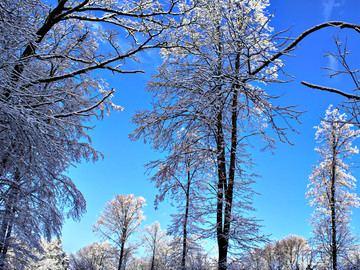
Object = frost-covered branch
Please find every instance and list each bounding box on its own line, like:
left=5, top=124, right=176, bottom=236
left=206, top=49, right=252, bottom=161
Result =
left=300, top=82, right=360, bottom=100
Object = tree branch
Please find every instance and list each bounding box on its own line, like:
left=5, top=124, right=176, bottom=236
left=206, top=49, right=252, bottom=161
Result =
left=251, top=21, right=360, bottom=76
left=300, top=81, right=360, bottom=100
left=53, top=89, right=115, bottom=118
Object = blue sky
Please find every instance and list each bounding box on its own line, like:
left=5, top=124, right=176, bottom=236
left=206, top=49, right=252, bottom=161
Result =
left=61, top=0, right=360, bottom=255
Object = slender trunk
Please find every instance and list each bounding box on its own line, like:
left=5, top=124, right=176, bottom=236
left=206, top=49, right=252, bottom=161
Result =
left=214, top=25, right=229, bottom=270
left=224, top=52, right=240, bottom=259
left=181, top=168, right=191, bottom=270
left=217, top=52, right=240, bottom=270
left=118, top=241, right=125, bottom=270
left=330, top=144, right=337, bottom=270
left=0, top=170, right=20, bottom=270
left=216, top=111, right=228, bottom=270
left=150, top=246, right=156, bottom=270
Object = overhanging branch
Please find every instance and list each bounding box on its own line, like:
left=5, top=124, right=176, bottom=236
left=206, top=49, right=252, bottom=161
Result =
left=53, top=89, right=115, bottom=118
left=251, top=21, right=360, bottom=76
left=301, top=81, right=360, bottom=100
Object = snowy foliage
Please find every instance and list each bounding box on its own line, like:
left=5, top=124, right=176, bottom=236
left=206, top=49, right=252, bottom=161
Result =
left=69, top=241, right=117, bottom=270
left=307, top=106, right=360, bottom=269
left=131, top=0, right=303, bottom=268
left=238, top=235, right=314, bottom=270
left=93, top=194, right=146, bottom=269
left=141, top=222, right=170, bottom=270
left=5, top=238, right=68, bottom=270
left=0, top=0, right=190, bottom=267
left=28, top=238, right=69, bottom=270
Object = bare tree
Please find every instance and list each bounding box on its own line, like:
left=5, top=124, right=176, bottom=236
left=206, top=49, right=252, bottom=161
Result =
left=300, top=32, right=360, bottom=127
left=93, top=194, right=146, bottom=270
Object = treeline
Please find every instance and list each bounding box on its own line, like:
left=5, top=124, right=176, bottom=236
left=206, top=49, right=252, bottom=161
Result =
left=5, top=234, right=360, bottom=269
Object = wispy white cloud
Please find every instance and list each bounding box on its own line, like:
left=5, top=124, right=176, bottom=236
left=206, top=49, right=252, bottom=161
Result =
left=322, top=0, right=343, bottom=21
left=327, top=54, right=339, bottom=73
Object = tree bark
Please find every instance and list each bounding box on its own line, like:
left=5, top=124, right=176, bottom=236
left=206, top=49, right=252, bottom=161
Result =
left=216, top=111, right=228, bottom=270
left=330, top=142, right=337, bottom=270
left=0, top=170, right=20, bottom=270
left=181, top=167, right=191, bottom=270
left=150, top=245, right=156, bottom=270
left=117, top=241, right=125, bottom=270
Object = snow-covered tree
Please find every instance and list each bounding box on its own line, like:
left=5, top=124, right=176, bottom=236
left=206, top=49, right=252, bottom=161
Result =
left=239, top=235, right=314, bottom=270
left=141, top=222, right=169, bottom=270
left=93, top=194, right=146, bottom=270
left=0, top=0, right=191, bottom=267
left=145, top=129, right=210, bottom=270
left=131, top=0, right=303, bottom=268
left=307, top=106, right=360, bottom=270
left=4, top=238, right=69, bottom=270
left=28, top=238, right=69, bottom=270
left=69, top=241, right=117, bottom=270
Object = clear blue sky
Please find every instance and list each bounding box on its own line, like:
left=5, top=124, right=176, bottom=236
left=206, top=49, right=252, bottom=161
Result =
left=62, top=0, right=360, bottom=255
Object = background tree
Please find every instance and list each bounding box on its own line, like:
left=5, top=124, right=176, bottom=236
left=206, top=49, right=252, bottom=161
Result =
left=306, top=106, right=360, bottom=270
left=146, top=129, right=210, bottom=270
left=141, top=222, right=168, bottom=270
left=278, top=235, right=311, bottom=270
left=4, top=238, right=69, bottom=270
left=240, top=235, right=313, bottom=270
left=69, top=241, right=117, bottom=270
left=93, top=194, right=145, bottom=270
left=28, top=238, right=69, bottom=270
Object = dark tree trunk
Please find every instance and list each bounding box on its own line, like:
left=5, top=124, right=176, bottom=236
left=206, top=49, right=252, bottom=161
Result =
left=216, top=110, right=228, bottom=270
left=330, top=144, right=337, bottom=270
left=216, top=52, right=240, bottom=270
left=0, top=171, right=19, bottom=270
left=181, top=168, right=191, bottom=270
left=118, top=241, right=125, bottom=270
left=150, top=246, right=156, bottom=270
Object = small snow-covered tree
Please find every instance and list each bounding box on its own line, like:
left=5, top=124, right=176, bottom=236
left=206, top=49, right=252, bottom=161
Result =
left=93, top=194, right=145, bottom=270
left=141, top=222, right=169, bottom=270
left=146, top=129, right=210, bottom=270
left=5, top=238, right=69, bottom=270
left=28, top=238, right=69, bottom=270
left=239, top=235, right=313, bottom=270
left=69, top=241, right=117, bottom=270
left=307, top=106, right=360, bottom=270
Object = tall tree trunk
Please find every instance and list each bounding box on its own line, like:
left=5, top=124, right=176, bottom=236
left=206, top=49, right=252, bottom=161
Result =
left=330, top=144, right=337, bottom=270
left=214, top=26, right=229, bottom=270
left=150, top=246, right=156, bottom=270
left=181, top=168, right=191, bottom=270
left=118, top=241, right=125, bottom=270
left=216, top=52, right=240, bottom=270
left=216, top=111, right=228, bottom=270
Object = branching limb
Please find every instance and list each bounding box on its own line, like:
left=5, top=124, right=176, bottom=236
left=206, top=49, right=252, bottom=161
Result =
left=53, top=89, right=115, bottom=118
left=251, top=21, right=360, bottom=76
